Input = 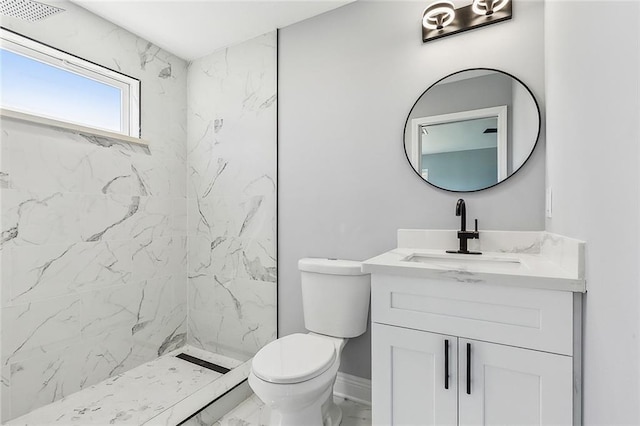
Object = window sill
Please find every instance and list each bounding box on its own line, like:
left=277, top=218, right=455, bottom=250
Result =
left=0, top=108, right=149, bottom=147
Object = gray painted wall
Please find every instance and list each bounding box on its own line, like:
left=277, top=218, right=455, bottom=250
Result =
left=407, top=73, right=512, bottom=119
left=279, top=0, right=545, bottom=379
left=423, top=147, right=498, bottom=191
left=512, top=79, right=538, bottom=170
left=545, top=1, right=640, bottom=423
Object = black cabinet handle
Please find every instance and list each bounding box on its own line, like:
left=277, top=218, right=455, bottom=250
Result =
left=444, top=339, right=449, bottom=389
left=466, top=343, right=471, bottom=395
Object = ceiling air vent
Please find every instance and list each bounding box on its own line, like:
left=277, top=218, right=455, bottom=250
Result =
left=1, top=0, right=65, bottom=22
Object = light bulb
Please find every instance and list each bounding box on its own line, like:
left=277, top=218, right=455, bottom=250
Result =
left=472, top=0, right=510, bottom=16
left=423, top=1, right=456, bottom=30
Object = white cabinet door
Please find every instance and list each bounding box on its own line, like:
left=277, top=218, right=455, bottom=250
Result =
left=372, top=323, right=457, bottom=426
left=459, top=339, right=573, bottom=426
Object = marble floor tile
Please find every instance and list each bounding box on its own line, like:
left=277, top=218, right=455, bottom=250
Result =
left=214, top=394, right=372, bottom=426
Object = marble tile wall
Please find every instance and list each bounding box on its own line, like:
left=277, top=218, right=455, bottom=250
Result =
left=186, top=32, right=277, bottom=361
left=0, top=1, right=188, bottom=421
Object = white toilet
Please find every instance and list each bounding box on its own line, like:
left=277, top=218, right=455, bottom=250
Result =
left=248, top=258, right=371, bottom=426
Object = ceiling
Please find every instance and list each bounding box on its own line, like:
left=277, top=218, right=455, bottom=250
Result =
left=70, top=0, right=355, bottom=61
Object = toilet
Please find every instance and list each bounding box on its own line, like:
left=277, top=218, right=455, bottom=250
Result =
left=248, top=258, right=371, bottom=426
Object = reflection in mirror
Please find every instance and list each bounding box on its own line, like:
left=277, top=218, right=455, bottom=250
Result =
left=404, top=69, right=540, bottom=192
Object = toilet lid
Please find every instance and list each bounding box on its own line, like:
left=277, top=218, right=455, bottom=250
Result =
left=252, top=334, right=336, bottom=384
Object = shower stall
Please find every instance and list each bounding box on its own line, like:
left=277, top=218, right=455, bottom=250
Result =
left=0, top=1, right=277, bottom=423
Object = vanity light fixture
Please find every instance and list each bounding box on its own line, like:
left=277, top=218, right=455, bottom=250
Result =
left=422, top=0, right=512, bottom=43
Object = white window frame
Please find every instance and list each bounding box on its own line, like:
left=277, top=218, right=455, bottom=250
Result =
left=0, top=28, right=141, bottom=138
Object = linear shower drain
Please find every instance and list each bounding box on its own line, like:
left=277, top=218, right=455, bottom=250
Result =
left=175, top=353, right=231, bottom=374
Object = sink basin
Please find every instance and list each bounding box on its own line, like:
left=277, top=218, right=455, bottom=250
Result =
left=403, top=252, right=522, bottom=266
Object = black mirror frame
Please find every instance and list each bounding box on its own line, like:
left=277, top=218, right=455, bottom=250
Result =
left=403, top=67, right=542, bottom=193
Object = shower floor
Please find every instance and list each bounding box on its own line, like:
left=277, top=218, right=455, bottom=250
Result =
left=5, top=346, right=249, bottom=425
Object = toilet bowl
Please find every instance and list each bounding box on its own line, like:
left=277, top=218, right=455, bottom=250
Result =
left=248, top=258, right=371, bottom=426
left=248, top=333, right=346, bottom=426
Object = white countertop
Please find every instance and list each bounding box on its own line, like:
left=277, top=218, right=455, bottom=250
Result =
left=362, top=230, right=586, bottom=293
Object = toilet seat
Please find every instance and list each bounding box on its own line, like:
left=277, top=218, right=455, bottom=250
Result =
left=252, top=333, right=336, bottom=384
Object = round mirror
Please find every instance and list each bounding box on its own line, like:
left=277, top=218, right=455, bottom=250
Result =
left=403, top=68, right=541, bottom=192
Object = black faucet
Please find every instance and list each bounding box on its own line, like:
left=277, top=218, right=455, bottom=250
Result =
left=446, top=199, right=481, bottom=255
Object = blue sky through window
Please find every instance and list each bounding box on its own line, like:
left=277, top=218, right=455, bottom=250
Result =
left=0, top=48, right=122, bottom=132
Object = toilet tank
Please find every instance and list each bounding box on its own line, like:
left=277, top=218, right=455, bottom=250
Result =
left=298, top=258, right=371, bottom=338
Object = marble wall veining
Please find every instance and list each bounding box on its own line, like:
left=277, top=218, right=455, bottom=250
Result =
left=186, top=32, right=277, bottom=361
left=1, top=4, right=278, bottom=421
left=0, top=1, right=188, bottom=421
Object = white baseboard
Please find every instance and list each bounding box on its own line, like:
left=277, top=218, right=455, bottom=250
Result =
left=333, top=372, right=371, bottom=406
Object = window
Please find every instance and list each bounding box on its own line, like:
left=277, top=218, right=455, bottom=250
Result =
left=0, top=28, right=140, bottom=138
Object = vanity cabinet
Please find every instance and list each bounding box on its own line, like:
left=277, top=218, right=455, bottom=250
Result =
left=373, top=324, right=458, bottom=426
left=371, top=274, right=582, bottom=426
left=457, top=336, right=572, bottom=425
